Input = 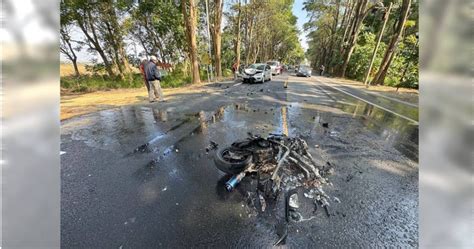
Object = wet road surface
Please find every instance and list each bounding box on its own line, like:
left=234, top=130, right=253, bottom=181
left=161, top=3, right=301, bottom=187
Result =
left=61, top=74, right=418, bottom=248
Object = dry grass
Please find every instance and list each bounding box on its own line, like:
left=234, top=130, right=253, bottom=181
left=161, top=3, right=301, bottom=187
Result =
left=60, top=63, right=143, bottom=77
left=61, top=88, right=147, bottom=120
left=60, top=80, right=223, bottom=120
left=60, top=63, right=90, bottom=77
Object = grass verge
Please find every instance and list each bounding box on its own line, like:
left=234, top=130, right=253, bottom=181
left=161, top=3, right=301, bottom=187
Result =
left=61, top=72, right=193, bottom=93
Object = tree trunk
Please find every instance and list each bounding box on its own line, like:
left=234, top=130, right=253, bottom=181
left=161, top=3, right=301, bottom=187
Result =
left=182, top=0, right=201, bottom=84
left=339, top=1, right=356, bottom=57
left=72, top=59, right=80, bottom=77
left=234, top=0, right=242, bottom=71
left=103, top=1, right=131, bottom=79
left=81, top=9, right=116, bottom=77
left=364, top=2, right=392, bottom=85
left=104, top=21, right=125, bottom=79
left=326, top=0, right=340, bottom=70
left=61, top=29, right=81, bottom=77
left=77, top=19, right=115, bottom=77
left=339, top=0, right=352, bottom=40
left=245, top=15, right=254, bottom=65
left=66, top=41, right=80, bottom=77
left=340, top=0, right=369, bottom=77
left=371, top=0, right=411, bottom=85
left=211, top=0, right=223, bottom=78
left=137, top=34, right=150, bottom=59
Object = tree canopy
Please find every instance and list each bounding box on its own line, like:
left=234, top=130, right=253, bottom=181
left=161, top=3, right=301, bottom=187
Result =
left=304, top=0, right=418, bottom=87
left=60, top=0, right=418, bottom=88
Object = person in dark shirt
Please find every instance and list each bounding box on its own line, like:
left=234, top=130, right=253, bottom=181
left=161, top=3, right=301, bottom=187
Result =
left=319, top=65, right=325, bottom=76
left=144, top=56, right=165, bottom=103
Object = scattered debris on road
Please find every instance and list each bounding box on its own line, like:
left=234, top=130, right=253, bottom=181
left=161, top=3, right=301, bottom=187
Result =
left=205, top=140, right=219, bottom=153
left=213, top=133, right=336, bottom=245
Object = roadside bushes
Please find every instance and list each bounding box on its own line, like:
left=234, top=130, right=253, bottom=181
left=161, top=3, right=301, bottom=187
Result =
left=346, top=32, right=386, bottom=82
left=60, top=63, right=234, bottom=94
left=160, top=70, right=192, bottom=88
left=223, top=69, right=232, bottom=77
left=346, top=32, right=418, bottom=89
left=61, top=68, right=194, bottom=93
left=60, top=74, right=144, bottom=93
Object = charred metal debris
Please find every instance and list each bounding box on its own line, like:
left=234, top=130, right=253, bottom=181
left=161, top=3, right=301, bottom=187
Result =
left=214, top=133, right=337, bottom=245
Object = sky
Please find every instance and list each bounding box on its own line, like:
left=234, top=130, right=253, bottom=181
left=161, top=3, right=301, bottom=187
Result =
left=61, top=1, right=310, bottom=63
left=292, top=0, right=310, bottom=51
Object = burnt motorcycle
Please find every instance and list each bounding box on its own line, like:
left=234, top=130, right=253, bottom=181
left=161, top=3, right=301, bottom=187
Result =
left=214, top=132, right=327, bottom=191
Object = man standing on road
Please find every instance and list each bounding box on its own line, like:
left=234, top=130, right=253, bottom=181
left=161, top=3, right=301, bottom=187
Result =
left=145, top=56, right=165, bottom=103
left=319, top=65, right=325, bottom=76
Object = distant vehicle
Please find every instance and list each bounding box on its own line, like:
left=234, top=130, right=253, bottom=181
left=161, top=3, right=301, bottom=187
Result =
left=296, top=65, right=312, bottom=77
left=266, top=61, right=282, bottom=75
left=242, top=63, right=272, bottom=84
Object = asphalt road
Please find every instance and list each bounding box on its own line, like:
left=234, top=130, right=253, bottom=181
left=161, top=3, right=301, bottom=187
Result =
left=61, top=73, right=419, bottom=248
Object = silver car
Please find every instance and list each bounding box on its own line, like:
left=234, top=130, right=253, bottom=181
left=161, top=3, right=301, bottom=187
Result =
left=296, top=65, right=312, bottom=77
left=242, top=63, right=272, bottom=84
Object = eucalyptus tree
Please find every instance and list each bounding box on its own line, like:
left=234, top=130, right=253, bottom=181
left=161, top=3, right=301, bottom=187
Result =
left=181, top=0, right=201, bottom=84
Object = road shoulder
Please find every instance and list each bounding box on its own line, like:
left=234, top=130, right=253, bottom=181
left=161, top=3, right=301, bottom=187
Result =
left=320, top=77, right=418, bottom=106
left=60, top=79, right=237, bottom=121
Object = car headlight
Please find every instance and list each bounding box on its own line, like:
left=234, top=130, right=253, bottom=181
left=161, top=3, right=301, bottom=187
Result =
left=255, top=73, right=263, bottom=77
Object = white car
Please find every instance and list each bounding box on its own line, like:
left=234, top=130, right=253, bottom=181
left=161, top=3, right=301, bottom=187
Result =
left=242, top=63, right=272, bottom=84
left=267, top=61, right=282, bottom=75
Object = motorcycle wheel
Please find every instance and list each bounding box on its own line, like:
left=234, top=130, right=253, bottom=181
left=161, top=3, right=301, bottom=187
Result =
left=214, top=147, right=253, bottom=175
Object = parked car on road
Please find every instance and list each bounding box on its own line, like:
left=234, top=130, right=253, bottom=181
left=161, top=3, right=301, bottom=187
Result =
left=242, top=63, right=272, bottom=84
left=266, top=61, right=282, bottom=75
left=296, top=65, right=312, bottom=77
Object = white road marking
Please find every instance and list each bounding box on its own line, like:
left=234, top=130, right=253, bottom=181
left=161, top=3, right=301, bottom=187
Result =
left=324, top=78, right=418, bottom=107
left=318, top=80, right=419, bottom=125
left=60, top=151, right=66, bottom=155
left=232, top=82, right=242, bottom=87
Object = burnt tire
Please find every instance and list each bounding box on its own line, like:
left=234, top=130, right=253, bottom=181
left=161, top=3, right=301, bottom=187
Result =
left=214, top=147, right=253, bottom=175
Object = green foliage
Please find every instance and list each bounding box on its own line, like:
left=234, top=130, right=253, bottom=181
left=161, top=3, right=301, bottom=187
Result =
left=61, top=74, right=144, bottom=93
left=199, top=68, right=210, bottom=81
left=386, top=36, right=419, bottom=88
left=223, top=69, right=233, bottom=77
left=129, top=1, right=185, bottom=62
left=304, top=0, right=419, bottom=89
left=347, top=32, right=387, bottom=81
left=61, top=70, right=193, bottom=93
left=224, top=0, right=304, bottom=65
left=161, top=70, right=192, bottom=88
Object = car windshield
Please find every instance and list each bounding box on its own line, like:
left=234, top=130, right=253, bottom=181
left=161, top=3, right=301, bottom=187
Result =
left=267, top=61, right=278, bottom=66
left=249, top=64, right=266, bottom=70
